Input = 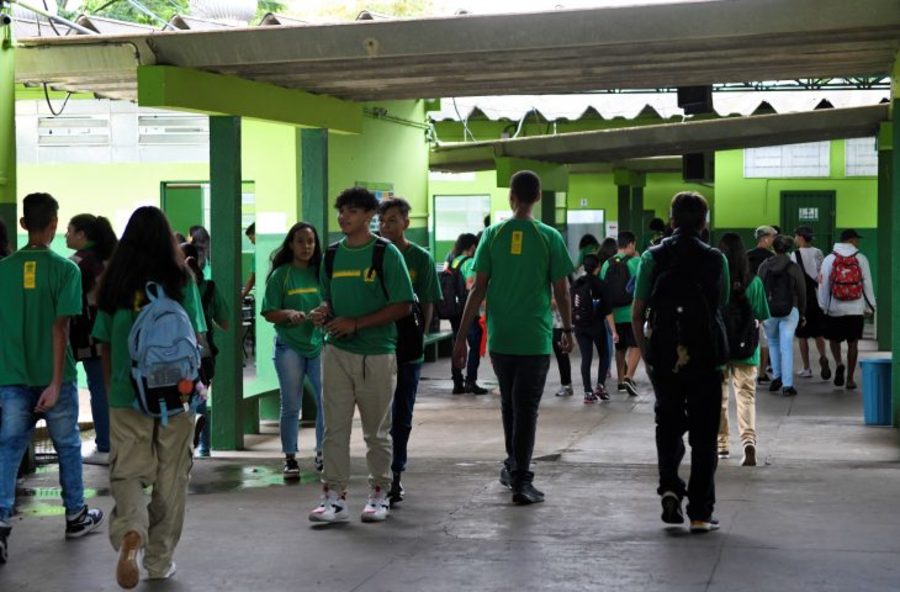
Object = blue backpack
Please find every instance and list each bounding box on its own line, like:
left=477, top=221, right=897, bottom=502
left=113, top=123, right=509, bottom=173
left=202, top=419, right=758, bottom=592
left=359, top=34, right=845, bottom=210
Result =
left=128, top=282, right=201, bottom=424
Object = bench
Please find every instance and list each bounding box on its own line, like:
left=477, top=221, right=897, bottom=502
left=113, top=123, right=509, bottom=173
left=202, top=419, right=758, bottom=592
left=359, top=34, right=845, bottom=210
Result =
left=423, top=330, right=455, bottom=362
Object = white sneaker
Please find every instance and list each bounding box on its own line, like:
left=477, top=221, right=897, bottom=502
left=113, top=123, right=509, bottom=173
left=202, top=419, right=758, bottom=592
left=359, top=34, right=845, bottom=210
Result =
left=308, top=488, right=348, bottom=523
left=797, top=368, right=813, bottom=378
left=146, top=562, right=177, bottom=580
left=83, top=449, right=109, bottom=466
left=360, top=487, right=390, bottom=523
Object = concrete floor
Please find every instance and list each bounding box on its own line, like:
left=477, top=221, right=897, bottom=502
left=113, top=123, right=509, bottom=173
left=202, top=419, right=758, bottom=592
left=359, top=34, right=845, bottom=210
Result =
left=3, top=341, right=899, bottom=591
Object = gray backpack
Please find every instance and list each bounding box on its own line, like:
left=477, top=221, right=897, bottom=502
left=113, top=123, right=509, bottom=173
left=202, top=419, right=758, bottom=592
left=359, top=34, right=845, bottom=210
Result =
left=128, top=282, right=201, bottom=424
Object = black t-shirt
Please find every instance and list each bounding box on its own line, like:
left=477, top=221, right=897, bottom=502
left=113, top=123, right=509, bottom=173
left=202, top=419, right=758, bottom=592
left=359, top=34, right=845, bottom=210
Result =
left=747, top=247, right=774, bottom=276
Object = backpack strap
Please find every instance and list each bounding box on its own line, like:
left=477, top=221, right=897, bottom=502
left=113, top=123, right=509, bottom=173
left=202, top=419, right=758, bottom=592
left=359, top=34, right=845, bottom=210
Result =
left=370, top=238, right=390, bottom=301
left=324, top=241, right=340, bottom=280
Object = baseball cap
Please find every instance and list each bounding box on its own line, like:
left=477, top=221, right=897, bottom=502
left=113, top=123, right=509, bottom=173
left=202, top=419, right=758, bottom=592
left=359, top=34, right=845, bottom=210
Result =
left=794, top=226, right=814, bottom=242
left=754, top=225, right=777, bottom=240
left=840, top=229, right=863, bottom=242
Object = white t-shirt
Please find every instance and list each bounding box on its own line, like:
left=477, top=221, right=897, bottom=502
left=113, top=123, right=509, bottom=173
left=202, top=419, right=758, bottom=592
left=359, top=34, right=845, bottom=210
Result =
left=795, top=246, right=824, bottom=281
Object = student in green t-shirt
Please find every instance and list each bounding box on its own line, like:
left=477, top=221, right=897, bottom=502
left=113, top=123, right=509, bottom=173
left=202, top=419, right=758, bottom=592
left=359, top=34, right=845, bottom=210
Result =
left=453, top=171, right=575, bottom=506
left=180, top=242, right=230, bottom=459
left=260, top=222, right=324, bottom=480
left=600, top=231, right=643, bottom=397
left=308, top=188, right=414, bottom=525
left=0, top=193, right=105, bottom=564
left=91, top=206, right=207, bottom=588
left=716, top=233, right=770, bottom=466
left=377, top=197, right=442, bottom=506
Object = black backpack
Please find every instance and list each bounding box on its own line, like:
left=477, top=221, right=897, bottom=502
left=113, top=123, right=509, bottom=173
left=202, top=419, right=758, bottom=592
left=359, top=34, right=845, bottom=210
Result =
left=764, top=266, right=793, bottom=318
left=606, top=255, right=634, bottom=308
left=199, top=280, right=218, bottom=383
left=436, top=256, right=470, bottom=320
left=324, top=238, right=424, bottom=364
left=723, top=289, right=758, bottom=360
left=571, top=276, right=595, bottom=328
left=645, top=238, right=728, bottom=377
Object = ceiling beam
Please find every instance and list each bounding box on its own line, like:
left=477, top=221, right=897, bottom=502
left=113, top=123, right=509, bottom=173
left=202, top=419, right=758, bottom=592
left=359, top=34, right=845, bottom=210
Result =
left=137, top=66, right=362, bottom=132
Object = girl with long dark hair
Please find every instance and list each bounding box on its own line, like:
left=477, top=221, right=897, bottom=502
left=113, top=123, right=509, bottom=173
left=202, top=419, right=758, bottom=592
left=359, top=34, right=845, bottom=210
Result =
left=571, top=254, right=617, bottom=403
left=261, top=222, right=326, bottom=479
left=66, top=214, right=118, bottom=465
left=92, top=206, right=207, bottom=588
left=0, top=217, right=10, bottom=258
left=717, top=232, right=770, bottom=466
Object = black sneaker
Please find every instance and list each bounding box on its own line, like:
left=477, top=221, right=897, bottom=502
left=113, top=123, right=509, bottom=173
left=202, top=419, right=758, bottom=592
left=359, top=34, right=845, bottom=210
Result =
left=834, top=364, right=846, bottom=387
left=623, top=378, right=639, bottom=397
left=768, top=377, right=783, bottom=392
left=617, top=382, right=627, bottom=393
left=388, top=472, right=405, bottom=506
left=593, top=385, right=610, bottom=401
left=314, top=451, right=324, bottom=473
left=757, top=374, right=770, bottom=384
left=283, top=457, right=301, bottom=481
left=65, top=506, right=104, bottom=539
left=452, top=381, right=466, bottom=395
left=782, top=386, right=798, bottom=397
left=466, top=381, right=489, bottom=395
left=0, top=519, right=10, bottom=564
left=819, top=356, right=832, bottom=380
left=660, top=491, right=684, bottom=524
left=741, top=443, right=757, bottom=467
left=583, top=391, right=597, bottom=404
left=512, top=483, right=545, bottom=505
left=499, top=466, right=513, bottom=490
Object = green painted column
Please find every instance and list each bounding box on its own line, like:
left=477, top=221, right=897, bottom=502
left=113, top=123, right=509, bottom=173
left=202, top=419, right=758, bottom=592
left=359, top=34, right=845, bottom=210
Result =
left=876, top=123, right=892, bottom=352
left=300, top=128, right=329, bottom=425
left=540, top=190, right=555, bottom=226
left=209, top=116, right=244, bottom=450
left=0, top=21, right=16, bottom=243
left=631, top=186, right=645, bottom=249
left=617, top=185, right=631, bottom=234
left=891, top=100, right=900, bottom=427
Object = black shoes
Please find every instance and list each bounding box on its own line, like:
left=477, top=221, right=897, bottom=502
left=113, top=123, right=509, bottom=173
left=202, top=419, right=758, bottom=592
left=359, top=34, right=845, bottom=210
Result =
left=512, top=483, right=545, bottom=505
left=65, top=505, right=104, bottom=539
left=622, top=378, right=639, bottom=397
left=820, top=356, right=832, bottom=380
left=782, top=386, right=798, bottom=397
left=283, top=457, right=301, bottom=481
left=499, top=466, right=513, bottom=490
left=452, top=381, right=466, bottom=395
left=769, top=377, right=783, bottom=392
left=660, top=491, right=684, bottom=524
left=0, top=519, right=9, bottom=564
left=834, top=364, right=846, bottom=387
left=466, top=380, right=489, bottom=395
left=388, top=472, right=405, bottom=506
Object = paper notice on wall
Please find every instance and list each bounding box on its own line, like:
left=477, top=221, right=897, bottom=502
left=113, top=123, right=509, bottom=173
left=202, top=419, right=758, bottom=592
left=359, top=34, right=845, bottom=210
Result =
left=257, top=212, right=288, bottom=235
left=606, top=220, right=619, bottom=239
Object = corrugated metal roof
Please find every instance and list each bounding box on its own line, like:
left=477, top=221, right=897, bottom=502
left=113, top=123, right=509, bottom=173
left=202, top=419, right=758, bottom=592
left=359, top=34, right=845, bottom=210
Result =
left=429, top=91, right=890, bottom=122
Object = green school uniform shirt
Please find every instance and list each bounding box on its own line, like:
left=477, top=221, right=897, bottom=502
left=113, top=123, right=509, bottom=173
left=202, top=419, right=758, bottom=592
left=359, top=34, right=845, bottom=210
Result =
left=0, top=247, right=82, bottom=387
left=600, top=253, right=642, bottom=324
left=198, top=278, right=232, bottom=355
left=576, top=244, right=599, bottom=268
left=320, top=237, right=415, bottom=356
left=472, top=218, right=574, bottom=356
left=261, top=265, right=323, bottom=358
left=91, top=282, right=207, bottom=408
left=731, top=276, right=770, bottom=366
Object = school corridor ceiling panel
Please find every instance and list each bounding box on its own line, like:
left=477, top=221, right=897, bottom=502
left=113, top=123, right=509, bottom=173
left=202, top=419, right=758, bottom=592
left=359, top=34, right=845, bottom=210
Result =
left=13, top=0, right=900, bottom=103
left=428, top=104, right=890, bottom=171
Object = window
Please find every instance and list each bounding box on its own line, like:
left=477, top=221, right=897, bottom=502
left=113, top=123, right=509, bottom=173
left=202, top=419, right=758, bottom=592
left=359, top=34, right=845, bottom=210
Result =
left=744, top=141, right=830, bottom=178
left=844, top=137, right=878, bottom=177
left=434, top=195, right=491, bottom=241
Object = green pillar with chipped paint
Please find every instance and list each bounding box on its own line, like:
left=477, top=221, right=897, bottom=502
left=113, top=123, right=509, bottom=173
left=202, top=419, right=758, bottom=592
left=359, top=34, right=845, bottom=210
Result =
left=0, top=17, right=16, bottom=242
left=891, top=95, right=900, bottom=427
left=209, top=116, right=245, bottom=450
left=540, top=190, right=555, bottom=226
left=876, top=123, right=892, bottom=352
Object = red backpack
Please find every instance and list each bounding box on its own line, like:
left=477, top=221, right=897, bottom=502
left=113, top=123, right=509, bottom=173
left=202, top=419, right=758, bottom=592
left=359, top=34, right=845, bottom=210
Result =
left=829, top=252, right=863, bottom=301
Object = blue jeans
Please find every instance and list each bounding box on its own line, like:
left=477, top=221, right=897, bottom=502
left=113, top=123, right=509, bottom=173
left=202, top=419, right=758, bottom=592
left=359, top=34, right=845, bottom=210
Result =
left=0, top=382, right=84, bottom=520
left=82, top=357, right=110, bottom=453
left=764, top=307, right=800, bottom=388
left=273, top=338, right=323, bottom=455
left=391, top=362, right=423, bottom=474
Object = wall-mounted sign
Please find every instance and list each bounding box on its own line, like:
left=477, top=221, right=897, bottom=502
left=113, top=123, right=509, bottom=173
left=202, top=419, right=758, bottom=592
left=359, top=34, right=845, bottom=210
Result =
left=798, top=207, right=819, bottom=222
left=579, top=198, right=588, bottom=207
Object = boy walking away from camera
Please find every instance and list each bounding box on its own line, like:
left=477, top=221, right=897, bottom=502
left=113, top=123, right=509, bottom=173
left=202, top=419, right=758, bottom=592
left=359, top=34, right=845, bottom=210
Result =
left=0, top=193, right=105, bottom=566
left=601, top=231, right=642, bottom=397
left=453, top=171, right=575, bottom=505
left=308, top=188, right=415, bottom=524
left=818, top=229, right=875, bottom=390
left=633, top=192, right=730, bottom=533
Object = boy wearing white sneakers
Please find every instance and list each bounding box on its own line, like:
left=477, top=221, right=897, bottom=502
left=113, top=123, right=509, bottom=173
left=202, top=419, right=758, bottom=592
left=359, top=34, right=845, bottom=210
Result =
left=308, top=188, right=415, bottom=524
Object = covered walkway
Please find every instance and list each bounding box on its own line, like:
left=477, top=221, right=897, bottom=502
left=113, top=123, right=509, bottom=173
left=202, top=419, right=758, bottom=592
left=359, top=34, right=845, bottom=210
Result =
left=3, top=341, right=898, bottom=591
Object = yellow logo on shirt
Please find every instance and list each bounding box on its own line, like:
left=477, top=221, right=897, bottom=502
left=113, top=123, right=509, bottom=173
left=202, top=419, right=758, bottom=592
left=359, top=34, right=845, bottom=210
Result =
left=23, top=261, right=36, bottom=289
left=333, top=270, right=361, bottom=279
left=287, top=288, right=318, bottom=296
left=510, top=231, right=524, bottom=255
left=363, top=267, right=378, bottom=283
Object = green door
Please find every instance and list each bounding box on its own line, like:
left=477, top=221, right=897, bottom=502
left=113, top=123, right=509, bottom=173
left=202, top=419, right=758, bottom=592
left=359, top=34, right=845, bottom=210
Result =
left=161, top=183, right=204, bottom=238
left=780, top=191, right=835, bottom=250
